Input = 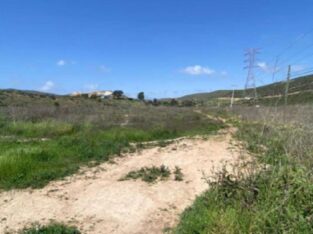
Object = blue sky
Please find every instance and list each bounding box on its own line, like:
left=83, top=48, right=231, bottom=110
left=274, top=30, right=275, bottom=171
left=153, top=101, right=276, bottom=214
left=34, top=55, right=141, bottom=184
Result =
left=1, top=0, right=313, bottom=98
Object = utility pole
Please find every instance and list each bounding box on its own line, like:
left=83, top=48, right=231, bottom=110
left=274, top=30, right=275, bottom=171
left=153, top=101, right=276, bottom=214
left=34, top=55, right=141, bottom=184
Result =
left=284, top=65, right=291, bottom=106
left=244, top=48, right=260, bottom=100
left=272, top=56, right=279, bottom=82
left=230, top=85, right=235, bottom=109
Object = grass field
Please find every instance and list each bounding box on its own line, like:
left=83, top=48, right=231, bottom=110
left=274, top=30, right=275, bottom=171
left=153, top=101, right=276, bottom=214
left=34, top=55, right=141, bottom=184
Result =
left=1, top=88, right=313, bottom=233
left=0, top=104, right=223, bottom=190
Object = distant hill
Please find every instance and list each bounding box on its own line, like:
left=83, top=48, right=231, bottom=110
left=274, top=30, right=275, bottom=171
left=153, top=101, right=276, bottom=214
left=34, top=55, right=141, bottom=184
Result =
left=0, top=89, right=61, bottom=107
left=179, top=74, right=313, bottom=105
left=0, top=89, right=134, bottom=108
left=1, top=74, right=313, bottom=107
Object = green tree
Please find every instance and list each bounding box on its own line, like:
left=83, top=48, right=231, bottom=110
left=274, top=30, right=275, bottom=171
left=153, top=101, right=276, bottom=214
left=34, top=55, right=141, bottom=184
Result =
left=113, top=90, right=124, bottom=99
left=137, top=92, right=145, bottom=101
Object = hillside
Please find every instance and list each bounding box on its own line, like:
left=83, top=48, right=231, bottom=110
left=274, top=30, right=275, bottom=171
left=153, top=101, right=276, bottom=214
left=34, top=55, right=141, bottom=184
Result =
left=179, top=74, right=313, bottom=105
left=0, top=89, right=61, bottom=107
left=0, top=89, right=132, bottom=108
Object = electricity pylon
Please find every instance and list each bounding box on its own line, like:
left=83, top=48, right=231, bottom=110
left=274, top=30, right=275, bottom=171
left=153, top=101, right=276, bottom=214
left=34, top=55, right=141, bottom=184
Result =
left=244, top=48, right=260, bottom=99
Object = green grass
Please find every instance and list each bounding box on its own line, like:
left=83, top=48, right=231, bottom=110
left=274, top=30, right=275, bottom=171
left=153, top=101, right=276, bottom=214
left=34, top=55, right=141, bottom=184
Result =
left=120, top=165, right=171, bottom=183
left=20, top=223, right=80, bottom=234
left=3, top=121, right=77, bottom=138
left=0, top=118, right=222, bottom=190
left=175, top=121, right=313, bottom=233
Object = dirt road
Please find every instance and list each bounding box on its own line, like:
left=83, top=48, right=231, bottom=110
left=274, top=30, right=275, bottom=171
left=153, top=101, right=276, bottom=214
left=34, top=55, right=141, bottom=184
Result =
left=0, top=129, right=244, bottom=234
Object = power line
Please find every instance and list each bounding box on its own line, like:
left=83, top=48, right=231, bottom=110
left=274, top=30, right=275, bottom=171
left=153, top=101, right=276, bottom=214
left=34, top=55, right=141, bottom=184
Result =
left=291, top=66, right=313, bottom=75
left=255, top=27, right=313, bottom=84
left=290, top=69, right=313, bottom=79
left=276, top=28, right=313, bottom=58
left=275, top=42, right=313, bottom=69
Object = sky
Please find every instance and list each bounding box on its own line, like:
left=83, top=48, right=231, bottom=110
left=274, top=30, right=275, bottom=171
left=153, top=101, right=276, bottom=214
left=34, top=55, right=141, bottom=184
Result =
left=1, top=0, right=313, bottom=98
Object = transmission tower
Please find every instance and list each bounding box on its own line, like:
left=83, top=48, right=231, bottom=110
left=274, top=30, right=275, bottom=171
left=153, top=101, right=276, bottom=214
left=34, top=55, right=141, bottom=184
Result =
left=244, top=48, right=260, bottom=99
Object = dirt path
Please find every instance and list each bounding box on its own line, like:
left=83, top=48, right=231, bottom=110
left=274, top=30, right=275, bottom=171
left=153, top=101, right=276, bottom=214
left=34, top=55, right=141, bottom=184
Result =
left=0, top=129, right=244, bottom=234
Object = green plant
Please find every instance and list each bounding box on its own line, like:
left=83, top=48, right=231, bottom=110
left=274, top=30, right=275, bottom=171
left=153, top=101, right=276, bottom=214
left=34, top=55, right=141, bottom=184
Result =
left=0, top=103, right=224, bottom=190
left=120, top=165, right=171, bottom=183
left=174, top=166, right=184, bottom=181
left=20, top=223, right=80, bottom=234
left=175, top=118, right=313, bottom=233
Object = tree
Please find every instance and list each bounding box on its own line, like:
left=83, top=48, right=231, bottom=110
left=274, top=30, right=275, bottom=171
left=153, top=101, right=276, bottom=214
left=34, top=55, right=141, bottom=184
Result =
left=113, top=90, right=124, bottom=99
left=137, top=92, right=145, bottom=101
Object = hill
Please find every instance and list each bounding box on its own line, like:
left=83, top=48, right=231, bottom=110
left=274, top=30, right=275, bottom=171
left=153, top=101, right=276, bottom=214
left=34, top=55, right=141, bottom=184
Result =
left=0, top=89, right=132, bottom=107
left=179, top=74, right=313, bottom=105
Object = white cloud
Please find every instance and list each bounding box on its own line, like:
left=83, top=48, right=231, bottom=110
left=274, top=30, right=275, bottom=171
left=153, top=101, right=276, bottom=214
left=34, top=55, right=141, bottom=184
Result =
left=257, top=62, right=268, bottom=71
left=40, top=81, right=55, bottom=91
left=57, top=60, right=66, bottom=66
left=257, top=62, right=280, bottom=73
left=99, top=65, right=110, bottom=73
left=181, top=65, right=215, bottom=76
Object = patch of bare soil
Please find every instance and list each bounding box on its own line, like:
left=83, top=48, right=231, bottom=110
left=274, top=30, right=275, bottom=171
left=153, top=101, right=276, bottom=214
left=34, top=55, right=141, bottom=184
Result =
left=0, top=129, right=245, bottom=234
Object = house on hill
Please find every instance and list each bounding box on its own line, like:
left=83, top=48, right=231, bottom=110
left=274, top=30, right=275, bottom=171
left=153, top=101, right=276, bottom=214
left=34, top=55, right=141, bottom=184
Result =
left=88, top=91, right=113, bottom=99
left=70, top=90, right=113, bottom=99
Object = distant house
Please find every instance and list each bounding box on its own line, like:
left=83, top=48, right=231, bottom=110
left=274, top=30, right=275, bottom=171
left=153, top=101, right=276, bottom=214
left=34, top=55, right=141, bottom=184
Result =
left=88, top=91, right=113, bottom=99
left=70, top=90, right=114, bottom=99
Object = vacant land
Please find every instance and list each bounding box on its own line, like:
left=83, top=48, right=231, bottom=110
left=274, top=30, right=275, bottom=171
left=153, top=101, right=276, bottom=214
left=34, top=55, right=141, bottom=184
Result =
left=0, top=101, right=224, bottom=190
left=0, top=127, right=244, bottom=234
left=1, top=90, right=313, bottom=233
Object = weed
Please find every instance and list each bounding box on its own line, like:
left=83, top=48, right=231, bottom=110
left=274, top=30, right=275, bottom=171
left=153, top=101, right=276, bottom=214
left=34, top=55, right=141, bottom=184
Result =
left=20, top=222, right=80, bottom=234
left=175, top=114, right=313, bottom=233
left=120, top=165, right=171, bottom=183
left=174, top=166, right=184, bottom=181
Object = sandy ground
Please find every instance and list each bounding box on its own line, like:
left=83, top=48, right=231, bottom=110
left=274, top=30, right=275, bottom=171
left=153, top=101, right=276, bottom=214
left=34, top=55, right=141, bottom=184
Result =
left=0, top=129, right=244, bottom=234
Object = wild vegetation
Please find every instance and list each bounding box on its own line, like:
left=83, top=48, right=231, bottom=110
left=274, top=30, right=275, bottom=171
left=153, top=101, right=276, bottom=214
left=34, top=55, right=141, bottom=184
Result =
left=119, top=165, right=184, bottom=183
left=174, top=166, right=184, bottom=181
left=120, top=165, right=171, bottom=183
left=1, top=78, right=312, bottom=233
left=175, top=105, right=313, bottom=233
left=0, top=99, right=223, bottom=190
left=20, top=222, right=80, bottom=234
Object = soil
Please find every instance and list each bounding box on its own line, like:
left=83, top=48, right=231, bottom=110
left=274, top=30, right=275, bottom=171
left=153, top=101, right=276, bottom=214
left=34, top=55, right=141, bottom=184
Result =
left=0, top=129, right=245, bottom=234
